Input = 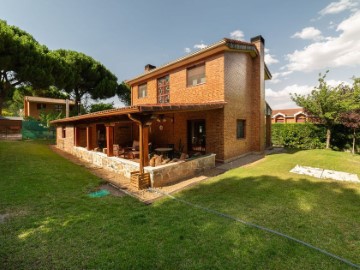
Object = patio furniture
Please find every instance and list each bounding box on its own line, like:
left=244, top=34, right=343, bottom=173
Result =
left=155, top=147, right=173, bottom=158
left=123, top=140, right=140, bottom=159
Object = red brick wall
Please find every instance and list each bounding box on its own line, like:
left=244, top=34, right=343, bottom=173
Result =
left=132, top=54, right=225, bottom=105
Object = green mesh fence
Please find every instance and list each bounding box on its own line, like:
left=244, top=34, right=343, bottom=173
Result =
left=22, top=119, right=56, bottom=139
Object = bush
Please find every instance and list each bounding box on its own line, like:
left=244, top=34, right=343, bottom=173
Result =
left=272, top=123, right=326, bottom=149
left=272, top=123, right=360, bottom=151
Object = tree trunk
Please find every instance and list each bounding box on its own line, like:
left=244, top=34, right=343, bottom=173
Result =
left=352, top=129, right=356, bottom=155
left=326, top=128, right=331, bottom=149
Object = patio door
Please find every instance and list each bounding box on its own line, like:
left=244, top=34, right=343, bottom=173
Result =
left=187, top=119, right=206, bottom=153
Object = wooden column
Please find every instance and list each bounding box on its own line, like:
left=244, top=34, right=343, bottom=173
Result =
left=74, top=127, right=78, bottom=146
left=128, top=114, right=152, bottom=174
left=86, top=126, right=93, bottom=150
left=143, top=125, right=149, bottom=167
left=106, top=125, right=114, bottom=157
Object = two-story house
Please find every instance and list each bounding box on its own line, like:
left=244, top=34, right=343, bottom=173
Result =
left=51, top=35, right=272, bottom=187
left=24, top=96, right=76, bottom=119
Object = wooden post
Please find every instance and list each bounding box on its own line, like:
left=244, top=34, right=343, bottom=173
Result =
left=74, top=126, right=78, bottom=146
left=86, top=126, right=92, bottom=150
left=128, top=114, right=153, bottom=174
left=106, top=125, right=114, bottom=157
left=139, top=123, right=144, bottom=174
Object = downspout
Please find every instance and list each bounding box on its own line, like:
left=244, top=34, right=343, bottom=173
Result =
left=128, top=114, right=144, bottom=174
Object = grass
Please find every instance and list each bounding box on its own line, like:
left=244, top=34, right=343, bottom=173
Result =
left=0, top=141, right=359, bottom=269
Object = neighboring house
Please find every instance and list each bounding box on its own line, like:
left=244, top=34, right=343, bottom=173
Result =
left=24, top=96, right=75, bottom=119
left=51, top=35, right=272, bottom=187
left=0, top=116, right=23, bottom=140
left=272, top=108, right=308, bottom=123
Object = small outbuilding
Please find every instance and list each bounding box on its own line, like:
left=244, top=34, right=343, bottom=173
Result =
left=0, top=116, right=23, bottom=140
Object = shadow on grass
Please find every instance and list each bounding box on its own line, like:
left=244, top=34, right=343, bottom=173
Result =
left=1, top=172, right=359, bottom=269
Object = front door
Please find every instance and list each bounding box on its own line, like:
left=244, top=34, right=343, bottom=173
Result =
left=187, top=119, right=206, bottom=153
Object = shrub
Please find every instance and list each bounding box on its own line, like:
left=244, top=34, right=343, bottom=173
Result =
left=272, top=123, right=360, bottom=151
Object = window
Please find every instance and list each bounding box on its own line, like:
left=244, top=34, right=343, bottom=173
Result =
left=236, top=119, right=246, bottom=139
left=138, top=83, right=147, bottom=98
left=157, top=75, right=170, bottom=103
left=37, top=103, right=46, bottom=110
left=62, top=126, right=66, bottom=138
left=187, top=63, right=206, bottom=86
left=54, top=104, right=63, bottom=112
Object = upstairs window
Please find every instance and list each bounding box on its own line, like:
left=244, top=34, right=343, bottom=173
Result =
left=138, top=83, right=147, bottom=98
left=187, top=63, right=206, bottom=86
left=236, top=119, right=246, bottom=139
left=157, top=75, right=170, bottom=103
left=37, top=103, right=46, bottom=110
left=54, top=104, right=63, bottom=112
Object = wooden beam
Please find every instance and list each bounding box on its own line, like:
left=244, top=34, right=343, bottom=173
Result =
left=106, top=125, right=114, bottom=157
left=86, top=126, right=93, bottom=150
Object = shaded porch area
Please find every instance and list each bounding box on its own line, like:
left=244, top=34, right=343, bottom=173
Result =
left=53, top=102, right=226, bottom=189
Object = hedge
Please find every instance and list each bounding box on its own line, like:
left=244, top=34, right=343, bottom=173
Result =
left=272, top=123, right=360, bottom=151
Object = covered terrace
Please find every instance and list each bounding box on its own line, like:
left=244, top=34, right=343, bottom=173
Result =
left=51, top=102, right=225, bottom=188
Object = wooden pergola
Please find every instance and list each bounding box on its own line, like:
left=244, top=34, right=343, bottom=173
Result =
left=51, top=102, right=226, bottom=175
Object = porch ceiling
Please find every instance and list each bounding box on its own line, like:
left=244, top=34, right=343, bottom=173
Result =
left=50, top=101, right=226, bottom=125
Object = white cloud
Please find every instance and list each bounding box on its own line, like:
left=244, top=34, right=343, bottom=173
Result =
left=264, top=48, right=279, bottom=65
left=230, top=30, right=244, bottom=40
left=292, top=27, right=324, bottom=41
left=266, top=79, right=351, bottom=109
left=184, top=47, right=191, bottom=53
left=286, top=10, right=360, bottom=72
left=265, top=84, right=313, bottom=109
left=319, top=0, right=358, bottom=16
left=194, top=43, right=207, bottom=50
left=268, top=71, right=293, bottom=84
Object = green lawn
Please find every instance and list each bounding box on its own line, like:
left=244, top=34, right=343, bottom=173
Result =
left=0, top=141, right=359, bottom=269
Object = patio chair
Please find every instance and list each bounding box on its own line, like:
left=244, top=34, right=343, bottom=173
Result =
left=123, top=140, right=140, bottom=159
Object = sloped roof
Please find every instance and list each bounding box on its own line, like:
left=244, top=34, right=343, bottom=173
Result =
left=127, top=38, right=271, bottom=85
left=51, top=101, right=227, bottom=124
left=272, top=108, right=305, bottom=117
left=0, top=116, right=23, bottom=121
left=25, top=96, right=76, bottom=105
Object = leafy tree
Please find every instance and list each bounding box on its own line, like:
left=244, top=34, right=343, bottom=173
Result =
left=52, top=50, right=118, bottom=111
left=89, top=102, right=114, bottom=113
left=0, top=20, right=68, bottom=115
left=339, top=110, right=360, bottom=154
left=291, top=72, right=352, bottom=149
left=117, top=82, right=131, bottom=106
left=39, top=110, right=63, bottom=128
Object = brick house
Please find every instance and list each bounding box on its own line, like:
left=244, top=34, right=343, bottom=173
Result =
left=51, top=35, right=272, bottom=187
left=24, top=96, right=75, bottom=119
left=272, top=108, right=308, bottom=123
left=0, top=116, right=23, bottom=140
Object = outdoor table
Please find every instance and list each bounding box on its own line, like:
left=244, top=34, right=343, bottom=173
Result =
left=154, top=147, right=173, bottom=158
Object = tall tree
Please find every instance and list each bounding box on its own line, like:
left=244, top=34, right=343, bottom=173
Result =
left=89, top=102, right=114, bottom=113
left=0, top=20, right=67, bottom=115
left=117, top=81, right=131, bottom=106
left=291, top=72, right=352, bottom=149
left=53, top=50, right=118, bottom=111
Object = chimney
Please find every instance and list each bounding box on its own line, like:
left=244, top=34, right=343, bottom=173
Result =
left=250, top=35, right=266, bottom=152
left=145, top=64, right=156, bottom=72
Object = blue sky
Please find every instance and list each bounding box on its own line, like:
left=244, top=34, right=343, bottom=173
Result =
left=1, top=0, right=359, bottom=108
